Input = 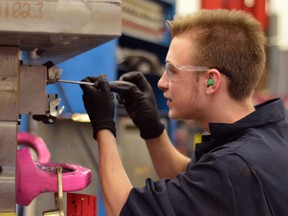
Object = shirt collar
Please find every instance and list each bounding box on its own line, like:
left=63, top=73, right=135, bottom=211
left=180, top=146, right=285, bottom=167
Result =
left=209, top=98, right=285, bottom=139
left=194, top=98, right=285, bottom=162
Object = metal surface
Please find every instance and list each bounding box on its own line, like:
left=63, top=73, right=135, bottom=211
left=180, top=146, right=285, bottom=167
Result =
left=19, top=66, right=47, bottom=114
left=0, top=0, right=121, bottom=213
left=0, top=0, right=121, bottom=65
left=0, top=48, right=20, bottom=120
left=0, top=47, right=19, bottom=213
left=0, top=121, right=18, bottom=212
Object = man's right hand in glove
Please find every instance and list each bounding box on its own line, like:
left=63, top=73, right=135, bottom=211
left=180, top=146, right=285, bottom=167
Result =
left=116, top=71, right=164, bottom=140
left=80, top=75, right=116, bottom=140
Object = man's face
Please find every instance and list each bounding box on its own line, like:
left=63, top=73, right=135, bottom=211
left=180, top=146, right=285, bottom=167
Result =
left=158, top=35, right=206, bottom=120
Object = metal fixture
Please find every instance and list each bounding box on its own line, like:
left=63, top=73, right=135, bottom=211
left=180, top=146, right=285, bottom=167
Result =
left=0, top=0, right=121, bottom=213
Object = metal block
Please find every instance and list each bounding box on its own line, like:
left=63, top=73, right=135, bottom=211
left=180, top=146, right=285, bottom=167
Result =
left=0, top=47, right=19, bottom=121
left=0, top=0, right=121, bottom=65
left=19, top=66, right=47, bottom=115
left=0, top=47, right=19, bottom=213
left=0, top=121, right=17, bottom=212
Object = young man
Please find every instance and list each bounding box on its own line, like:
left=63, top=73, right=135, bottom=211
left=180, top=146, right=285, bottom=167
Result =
left=80, top=9, right=288, bottom=216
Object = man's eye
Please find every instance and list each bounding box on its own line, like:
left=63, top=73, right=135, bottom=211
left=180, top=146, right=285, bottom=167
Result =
left=170, top=68, right=177, bottom=75
left=165, top=63, right=179, bottom=79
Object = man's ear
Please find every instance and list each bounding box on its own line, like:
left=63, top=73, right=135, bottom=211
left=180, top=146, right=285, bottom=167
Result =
left=205, top=69, right=222, bottom=94
left=207, top=77, right=214, bottom=87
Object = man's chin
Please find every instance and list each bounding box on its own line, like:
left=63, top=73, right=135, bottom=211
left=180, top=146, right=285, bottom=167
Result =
left=168, top=111, right=177, bottom=119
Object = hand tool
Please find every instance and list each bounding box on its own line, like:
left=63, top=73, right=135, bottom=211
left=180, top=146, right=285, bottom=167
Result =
left=57, top=79, right=131, bottom=92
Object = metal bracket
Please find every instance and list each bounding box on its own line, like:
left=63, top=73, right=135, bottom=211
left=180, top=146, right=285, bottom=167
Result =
left=19, top=61, right=65, bottom=124
left=45, top=61, right=63, bottom=84
left=33, top=94, right=64, bottom=124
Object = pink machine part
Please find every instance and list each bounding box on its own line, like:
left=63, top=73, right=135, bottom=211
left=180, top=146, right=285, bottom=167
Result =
left=16, top=132, right=92, bottom=206
left=17, top=132, right=51, bottom=163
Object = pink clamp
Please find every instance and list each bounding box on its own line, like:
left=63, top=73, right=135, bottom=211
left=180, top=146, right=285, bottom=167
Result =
left=17, top=132, right=51, bottom=163
left=16, top=132, right=92, bottom=206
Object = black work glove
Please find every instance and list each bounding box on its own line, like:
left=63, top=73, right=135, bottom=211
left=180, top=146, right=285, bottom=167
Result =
left=117, top=71, right=164, bottom=139
left=80, top=75, right=116, bottom=140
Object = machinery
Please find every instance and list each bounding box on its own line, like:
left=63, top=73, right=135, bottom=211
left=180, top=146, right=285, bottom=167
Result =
left=0, top=0, right=121, bottom=214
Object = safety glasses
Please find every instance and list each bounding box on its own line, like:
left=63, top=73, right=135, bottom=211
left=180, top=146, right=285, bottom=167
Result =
left=165, top=62, right=231, bottom=81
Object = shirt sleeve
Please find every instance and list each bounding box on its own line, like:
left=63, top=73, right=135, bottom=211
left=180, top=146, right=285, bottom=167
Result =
left=119, top=154, right=237, bottom=216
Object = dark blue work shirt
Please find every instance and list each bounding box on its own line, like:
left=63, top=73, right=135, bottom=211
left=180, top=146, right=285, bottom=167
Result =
left=120, top=98, right=288, bottom=216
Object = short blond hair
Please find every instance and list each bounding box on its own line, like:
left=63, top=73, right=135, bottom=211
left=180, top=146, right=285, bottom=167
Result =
left=167, top=9, right=266, bottom=100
